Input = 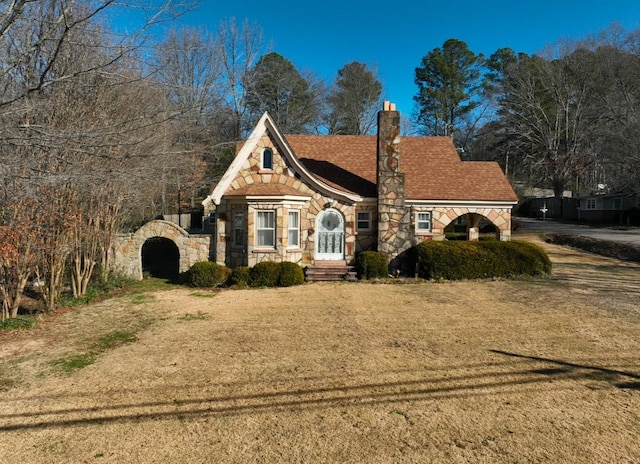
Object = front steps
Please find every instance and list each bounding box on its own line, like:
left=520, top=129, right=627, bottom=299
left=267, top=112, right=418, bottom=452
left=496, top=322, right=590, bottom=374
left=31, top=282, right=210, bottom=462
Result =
left=305, top=260, right=357, bottom=282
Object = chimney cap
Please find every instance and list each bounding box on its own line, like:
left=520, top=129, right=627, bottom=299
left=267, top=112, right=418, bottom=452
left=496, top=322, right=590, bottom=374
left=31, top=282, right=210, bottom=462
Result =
left=383, top=101, right=396, bottom=111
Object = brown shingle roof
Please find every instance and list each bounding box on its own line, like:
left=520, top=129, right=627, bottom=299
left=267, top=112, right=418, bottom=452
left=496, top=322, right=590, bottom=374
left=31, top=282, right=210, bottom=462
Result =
left=285, top=135, right=517, bottom=202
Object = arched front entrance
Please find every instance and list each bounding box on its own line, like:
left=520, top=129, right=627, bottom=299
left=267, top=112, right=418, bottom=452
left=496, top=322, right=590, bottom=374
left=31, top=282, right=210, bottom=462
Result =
left=315, top=208, right=345, bottom=260
left=142, top=237, right=180, bottom=279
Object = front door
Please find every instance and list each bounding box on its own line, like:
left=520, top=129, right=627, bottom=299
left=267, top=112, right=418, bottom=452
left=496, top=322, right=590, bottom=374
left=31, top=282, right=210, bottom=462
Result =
left=315, top=208, right=344, bottom=260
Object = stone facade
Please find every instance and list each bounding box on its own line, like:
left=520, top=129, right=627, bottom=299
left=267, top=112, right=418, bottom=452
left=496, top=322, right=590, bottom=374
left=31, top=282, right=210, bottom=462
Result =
left=208, top=134, right=362, bottom=267
left=111, top=220, right=211, bottom=280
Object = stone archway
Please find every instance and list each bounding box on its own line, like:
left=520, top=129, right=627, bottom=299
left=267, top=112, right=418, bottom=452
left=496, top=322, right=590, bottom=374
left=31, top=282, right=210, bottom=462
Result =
left=431, top=207, right=512, bottom=241
left=142, top=237, right=180, bottom=279
left=111, top=220, right=212, bottom=280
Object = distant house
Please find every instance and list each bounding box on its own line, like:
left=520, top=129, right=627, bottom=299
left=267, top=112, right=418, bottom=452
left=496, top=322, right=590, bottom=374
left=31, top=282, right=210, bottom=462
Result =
left=202, top=102, right=518, bottom=274
left=577, top=182, right=640, bottom=224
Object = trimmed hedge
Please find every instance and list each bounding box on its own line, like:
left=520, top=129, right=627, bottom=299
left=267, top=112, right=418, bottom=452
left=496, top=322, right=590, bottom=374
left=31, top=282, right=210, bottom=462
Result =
left=278, top=262, right=305, bottom=287
left=185, top=261, right=229, bottom=287
left=249, top=261, right=281, bottom=287
left=413, top=240, right=551, bottom=280
left=356, top=251, right=389, bottom=279
left=228, top=266, right=251, bottom=288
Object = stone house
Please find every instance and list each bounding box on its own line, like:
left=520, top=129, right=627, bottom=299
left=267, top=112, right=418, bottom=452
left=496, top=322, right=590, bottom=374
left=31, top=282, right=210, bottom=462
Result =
left=202, top=102, right=518, bottom=276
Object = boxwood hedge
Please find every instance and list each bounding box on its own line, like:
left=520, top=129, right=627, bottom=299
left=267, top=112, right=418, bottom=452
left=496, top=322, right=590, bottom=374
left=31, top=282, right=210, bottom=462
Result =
left=278, top=262, right=305, bottom=287
left=249, top=261, right=281, bottom=287
left=184, top=261, right=230, bottom=287
left=413, top=240, right=551, bottom=280
left=355, top=251, right=389, bottom=279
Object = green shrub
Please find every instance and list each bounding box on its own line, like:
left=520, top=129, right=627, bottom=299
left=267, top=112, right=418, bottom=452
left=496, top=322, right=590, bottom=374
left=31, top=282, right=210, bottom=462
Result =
left=249, top=261, right=281, bottom=287
left=413, top=240, right=551, bottom=280
left=356, top=251, right=389, bottom=279
left=228, top=266, right=251, bottom=288
left=185, top=261, right=229, bottom=287
left=278, top=262, right=305, bottom=287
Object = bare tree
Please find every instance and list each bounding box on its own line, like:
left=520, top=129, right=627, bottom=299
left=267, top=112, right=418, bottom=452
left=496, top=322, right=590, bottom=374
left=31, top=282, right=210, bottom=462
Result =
left=0, top=0, right=193, bottom=311
left=217, top=17, right=268, bottom=139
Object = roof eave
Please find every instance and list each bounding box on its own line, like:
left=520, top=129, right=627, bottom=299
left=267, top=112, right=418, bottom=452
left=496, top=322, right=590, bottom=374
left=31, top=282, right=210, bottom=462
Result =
left=407, top=199, right=519, bottom=207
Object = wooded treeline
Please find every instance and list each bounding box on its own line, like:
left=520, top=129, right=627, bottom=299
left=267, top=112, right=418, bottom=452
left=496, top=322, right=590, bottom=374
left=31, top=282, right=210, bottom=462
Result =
left=1, top=0, right=638, bottom=317
left=419, top=29, right=640, bottom=200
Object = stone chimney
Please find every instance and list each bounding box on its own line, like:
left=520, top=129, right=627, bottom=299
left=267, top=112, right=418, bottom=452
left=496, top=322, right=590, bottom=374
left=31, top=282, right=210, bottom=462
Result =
left=377, top=102, right=411, bottom=269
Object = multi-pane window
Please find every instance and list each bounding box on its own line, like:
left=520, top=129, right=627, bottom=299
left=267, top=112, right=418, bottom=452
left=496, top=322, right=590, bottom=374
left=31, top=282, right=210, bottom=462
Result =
left=357, top=211, right=371, bottom=231
left=262, top=148, right=273, bottom=170
left=613, top=198, right=622, bottom=210
left=256, top=211, right=275, bottom=247
left=416, top=212, right=432, bottom=232
left=288, top=211, right=300, bottom=248
left=234, top=213, right=244, bottom=246
left=586, top=199, right=596, bottom=210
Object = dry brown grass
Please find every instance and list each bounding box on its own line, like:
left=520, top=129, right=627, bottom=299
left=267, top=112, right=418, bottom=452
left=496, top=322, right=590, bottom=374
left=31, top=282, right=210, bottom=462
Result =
left=0, top=231, right=639, bottom=463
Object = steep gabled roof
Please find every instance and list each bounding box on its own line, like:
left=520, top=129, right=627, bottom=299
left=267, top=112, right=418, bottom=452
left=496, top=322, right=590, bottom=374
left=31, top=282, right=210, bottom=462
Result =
left=286, top=135, right=518, bottom=203
left=202, top=113, right=363, bottom=207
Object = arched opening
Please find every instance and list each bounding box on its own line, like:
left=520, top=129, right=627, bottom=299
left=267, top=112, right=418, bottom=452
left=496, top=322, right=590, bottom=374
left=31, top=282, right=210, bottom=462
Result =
left=142, top=237, right=180, bottom=279
left=444, top=214, right=499, bottom=241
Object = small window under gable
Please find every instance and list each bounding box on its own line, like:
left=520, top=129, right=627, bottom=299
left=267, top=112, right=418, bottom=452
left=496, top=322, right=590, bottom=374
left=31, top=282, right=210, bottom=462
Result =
left=262, top=148, right=273, bottom=170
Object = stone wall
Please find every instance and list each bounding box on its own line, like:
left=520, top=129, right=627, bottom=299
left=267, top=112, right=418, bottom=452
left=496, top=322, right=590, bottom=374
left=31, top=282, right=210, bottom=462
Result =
left=111, top=220, right=212, bottom=280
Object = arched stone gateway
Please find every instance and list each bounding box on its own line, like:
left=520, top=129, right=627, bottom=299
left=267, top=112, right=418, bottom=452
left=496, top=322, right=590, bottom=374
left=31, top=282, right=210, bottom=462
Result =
left=431, top=207, right=512, bottom=241
left=142, top=237, right=180, bottom=279
left=111, top=220, right=212, bottom=280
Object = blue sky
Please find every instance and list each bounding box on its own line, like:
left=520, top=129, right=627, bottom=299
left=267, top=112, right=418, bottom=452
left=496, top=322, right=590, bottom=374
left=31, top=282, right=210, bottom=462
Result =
left=176, top=0, right=640, bottom=118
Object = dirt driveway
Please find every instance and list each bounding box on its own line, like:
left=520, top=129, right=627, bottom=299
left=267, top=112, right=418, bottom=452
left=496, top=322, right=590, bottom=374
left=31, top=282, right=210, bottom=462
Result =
left=0, top=232, right=639, bottom=463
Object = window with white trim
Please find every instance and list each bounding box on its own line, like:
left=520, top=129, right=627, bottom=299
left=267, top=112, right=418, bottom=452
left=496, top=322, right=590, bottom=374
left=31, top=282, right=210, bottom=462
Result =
left=256, top=210, right=275, bottom=247
left=586, top=198, right=596, bottom=210
left=234, top=213, right=244, bottom=246
left=288, top=211, right=300, bottom=248
left=416, top=212, right=432, bottom=232
left=256, top=211, right=276, bottom=248
left=262, top=148, right=273, bottom=170
left=357, top=211, right=371, bottom=231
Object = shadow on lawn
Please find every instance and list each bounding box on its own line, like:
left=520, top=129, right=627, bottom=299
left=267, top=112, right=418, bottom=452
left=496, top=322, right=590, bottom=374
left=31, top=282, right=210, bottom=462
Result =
left=490, top=349, right=640, bottom=390
left=1, top=353, right=638, bottom=432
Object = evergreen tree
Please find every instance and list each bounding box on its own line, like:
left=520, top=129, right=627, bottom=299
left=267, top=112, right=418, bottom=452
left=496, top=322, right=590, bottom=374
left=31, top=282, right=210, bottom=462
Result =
left=413, top=39, right=485, bottom=137
left=244, top=52, right=320, bottom=133
left=325, top=62, right=382, bottom=135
